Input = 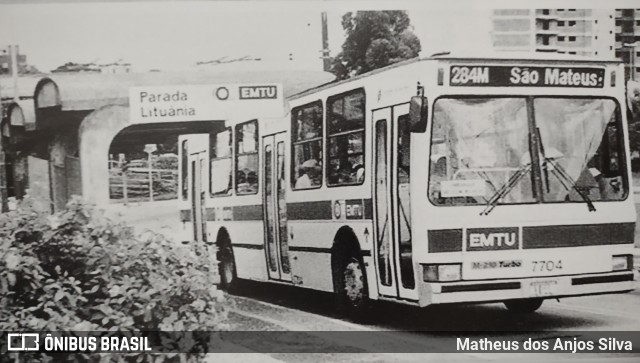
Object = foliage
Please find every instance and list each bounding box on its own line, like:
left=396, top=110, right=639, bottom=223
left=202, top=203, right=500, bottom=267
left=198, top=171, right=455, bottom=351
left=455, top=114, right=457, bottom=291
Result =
left=0, top=197, right=228, bottom=362
left=330, top=11, right=421, bottom=80
left=154, top=154, right=178, bottom=171
left=156, top=141, right=178, bottom=155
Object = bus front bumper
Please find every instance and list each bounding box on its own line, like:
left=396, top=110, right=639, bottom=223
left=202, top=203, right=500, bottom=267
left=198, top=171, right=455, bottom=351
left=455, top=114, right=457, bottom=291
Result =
left=419, top=271, right=635, bottom=307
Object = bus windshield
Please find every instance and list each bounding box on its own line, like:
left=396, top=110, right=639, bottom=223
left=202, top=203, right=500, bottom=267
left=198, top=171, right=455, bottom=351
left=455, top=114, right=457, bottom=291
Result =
left=428, top=97, right=626, bottom=207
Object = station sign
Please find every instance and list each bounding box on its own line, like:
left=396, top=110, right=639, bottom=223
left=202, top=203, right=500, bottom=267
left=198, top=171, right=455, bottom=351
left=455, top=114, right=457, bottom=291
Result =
left=449, top=65, right=605, bottom=88
left=129, top=84, right=284, bottom=123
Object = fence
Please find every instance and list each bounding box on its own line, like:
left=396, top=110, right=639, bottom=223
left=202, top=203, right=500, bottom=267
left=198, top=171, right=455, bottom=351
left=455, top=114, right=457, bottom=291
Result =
left=109, top=163, right=178, bottom=204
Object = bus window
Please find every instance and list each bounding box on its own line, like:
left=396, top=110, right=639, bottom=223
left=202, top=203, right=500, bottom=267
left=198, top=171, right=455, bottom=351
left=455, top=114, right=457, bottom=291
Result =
left=235, top=120, right=259, bottom=195
left=534, top=98, right=626, bottom=202
left=327, top=89, right=365, bottom=186
left=277, top=141, right=290, bottom=274
left=291, top=101, right=323, bottom=189
left=210, top=128, right=232, bottom=196
left=181, top=140, right=188, bottom=200
left=375, top=120, right=392, bottom=286
left=428, top=98, right=532, bottom=206
left=397, top=114, right=414, bottom=289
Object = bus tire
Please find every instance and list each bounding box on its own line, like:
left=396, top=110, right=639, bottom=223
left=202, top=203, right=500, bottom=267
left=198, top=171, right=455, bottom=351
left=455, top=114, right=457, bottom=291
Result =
left=335, top=251, right=370, bottom=321
left=217, top=233, right=237, bottom=293
left=504, top=298, right=543, bottom=313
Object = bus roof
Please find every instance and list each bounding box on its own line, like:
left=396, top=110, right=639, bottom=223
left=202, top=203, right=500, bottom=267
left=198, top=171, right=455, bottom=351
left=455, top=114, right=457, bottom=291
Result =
left=288, top=52, right=622, bottom=100
left=428, top=51, right=621, bottom=64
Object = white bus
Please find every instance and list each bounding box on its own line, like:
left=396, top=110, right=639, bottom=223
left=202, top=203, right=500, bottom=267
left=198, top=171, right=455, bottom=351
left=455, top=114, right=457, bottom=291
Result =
left=178, top=53, right=636, bottom=319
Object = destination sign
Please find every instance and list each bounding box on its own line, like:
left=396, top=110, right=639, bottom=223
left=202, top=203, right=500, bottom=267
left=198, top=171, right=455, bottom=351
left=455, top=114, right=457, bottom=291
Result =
left=449, top=65, right=605, bottom=88
left=129, top=84, right=284, bottom=124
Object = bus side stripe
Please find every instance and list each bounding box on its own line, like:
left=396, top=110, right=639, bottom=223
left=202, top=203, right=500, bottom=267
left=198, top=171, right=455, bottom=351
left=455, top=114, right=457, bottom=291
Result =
left=428, top=229, right=463, bottom=252
left=363, top=198, right=373, bottom=220
left=522, top=223, right=634, bottom=249
left=180, top=209, right=191, bottom=222
left=287, top=201, right=333, bottom=220
left=192, top=199, right=374, bottom=222
left=233, top=205, right=264, bottom=221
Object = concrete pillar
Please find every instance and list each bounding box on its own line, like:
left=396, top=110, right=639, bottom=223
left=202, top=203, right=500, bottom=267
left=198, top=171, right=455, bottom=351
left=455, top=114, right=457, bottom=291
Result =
left=78, top=105, right=130, bottom=207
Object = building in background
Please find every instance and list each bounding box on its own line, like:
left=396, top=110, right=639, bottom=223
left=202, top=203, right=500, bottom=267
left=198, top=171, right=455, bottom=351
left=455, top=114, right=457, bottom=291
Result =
left=98, top=60, right=132, bottom=74
left=615, top=9, right=640, bottom=81
left=0, top=45, right=30, bottom=75
left=491, top=9, right=615, bottom=58
left=51, top=59, right=131, bottom=74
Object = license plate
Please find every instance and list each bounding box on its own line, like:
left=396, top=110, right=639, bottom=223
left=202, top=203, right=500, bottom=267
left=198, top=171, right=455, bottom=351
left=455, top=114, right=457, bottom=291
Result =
left=528, top=279, right=558, bottom=297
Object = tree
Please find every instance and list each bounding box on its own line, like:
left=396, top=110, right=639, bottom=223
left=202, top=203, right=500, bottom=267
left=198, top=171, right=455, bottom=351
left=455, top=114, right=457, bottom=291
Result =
left=331, top=11, right=421, bottom=80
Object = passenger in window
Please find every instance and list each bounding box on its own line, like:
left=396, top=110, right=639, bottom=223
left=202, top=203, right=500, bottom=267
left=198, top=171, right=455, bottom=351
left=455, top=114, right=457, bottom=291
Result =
left=237, top=169, right=257, bottom=194
left=353, top=164, right=365, bottom=183
left=247, top=171, right=258, bottom=193
left=295, top=159, right=320, bottom=189
left=335, top=161, right=351, bottom=184
left=237, top=171, right=246, bottom=185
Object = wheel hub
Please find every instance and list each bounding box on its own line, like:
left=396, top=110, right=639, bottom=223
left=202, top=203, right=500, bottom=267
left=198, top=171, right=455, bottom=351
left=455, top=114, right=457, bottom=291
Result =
left=344, top=258, right=364, bottom=305
left=223, top=260, right=234, bottom=283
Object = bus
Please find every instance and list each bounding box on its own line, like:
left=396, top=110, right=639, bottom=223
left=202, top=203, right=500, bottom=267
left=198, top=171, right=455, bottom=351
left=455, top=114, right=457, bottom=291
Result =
left=178, top=53, right=636, bottom=319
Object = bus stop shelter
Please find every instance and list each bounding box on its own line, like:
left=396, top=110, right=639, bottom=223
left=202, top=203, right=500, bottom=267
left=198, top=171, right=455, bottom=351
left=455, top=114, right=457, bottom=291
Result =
left=0, top=69, right=332, bottom=211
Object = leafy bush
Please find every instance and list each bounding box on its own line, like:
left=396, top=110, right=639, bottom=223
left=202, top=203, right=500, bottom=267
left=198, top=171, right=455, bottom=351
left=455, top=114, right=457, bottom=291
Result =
left=0, top=197, right=228, bottom=362
left=153, top=155, right=178, bottom=196
left=154, top=155, right=178, bottom=170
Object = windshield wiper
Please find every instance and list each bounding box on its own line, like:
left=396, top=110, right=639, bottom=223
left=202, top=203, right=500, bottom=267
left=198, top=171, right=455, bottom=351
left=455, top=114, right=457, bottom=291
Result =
left=543, top=157, right=596, bottom=212
left=480, top=162, right=532, bottom=216
left=536, top=128, right=596, bottom=212
left=459, top=159, right=499, bottom=198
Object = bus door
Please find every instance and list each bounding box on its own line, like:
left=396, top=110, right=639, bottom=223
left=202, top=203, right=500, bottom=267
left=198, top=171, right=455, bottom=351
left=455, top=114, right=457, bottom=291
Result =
left=372, top=104, right=417, bottom=300
left=190, top=151, right=208, bottom=243
left=262, top=133, right=292, bottom=282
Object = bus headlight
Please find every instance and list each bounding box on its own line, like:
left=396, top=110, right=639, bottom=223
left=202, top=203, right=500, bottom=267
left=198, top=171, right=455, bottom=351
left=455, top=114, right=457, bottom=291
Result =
left=423, top=264, right=461, bottom=282
left=612, top=255, right=632, bottom=271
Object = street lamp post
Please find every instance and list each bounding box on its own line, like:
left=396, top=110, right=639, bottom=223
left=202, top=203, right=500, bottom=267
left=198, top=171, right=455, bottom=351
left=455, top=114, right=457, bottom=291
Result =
left=144, top=144, right=157, bottom=202
left=623, top=42, right=638, bottom=81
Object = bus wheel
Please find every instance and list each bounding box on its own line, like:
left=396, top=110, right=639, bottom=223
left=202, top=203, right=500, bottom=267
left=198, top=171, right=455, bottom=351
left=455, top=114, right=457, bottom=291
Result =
left=337, top=254, right=369, bottom=321
left=217, top=243, right=237, bottom=293
left=504, top=298, right=543, bottom=313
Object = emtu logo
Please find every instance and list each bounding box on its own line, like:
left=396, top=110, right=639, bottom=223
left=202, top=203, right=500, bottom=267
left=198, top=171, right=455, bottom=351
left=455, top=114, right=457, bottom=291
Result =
left=7, top=333, right=40, bottom=351
left=238, top=86, right=278, bottom=99
left=466, top=227, right=519, bottom=251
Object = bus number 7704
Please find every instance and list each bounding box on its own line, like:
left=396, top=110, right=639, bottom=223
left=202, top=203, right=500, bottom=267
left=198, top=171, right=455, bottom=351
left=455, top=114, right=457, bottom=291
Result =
left=532, top=260, right=563, bottom=273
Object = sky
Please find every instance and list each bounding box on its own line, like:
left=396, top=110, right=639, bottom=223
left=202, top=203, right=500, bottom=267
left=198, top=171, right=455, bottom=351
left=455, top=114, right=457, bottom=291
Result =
left=0, top=0, right=636, bottom=73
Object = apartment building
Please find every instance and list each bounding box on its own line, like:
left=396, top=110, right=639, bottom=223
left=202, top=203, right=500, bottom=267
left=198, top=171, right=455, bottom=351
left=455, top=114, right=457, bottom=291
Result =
left=0, top=45, right=28, bottom=75
left=491, top=9, right=615, bottom=58
left=615, top=9, right=640, bottom=81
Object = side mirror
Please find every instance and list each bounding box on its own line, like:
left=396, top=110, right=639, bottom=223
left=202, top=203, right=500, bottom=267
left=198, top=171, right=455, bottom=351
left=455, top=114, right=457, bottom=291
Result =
left=409, top=96, right=428, bottom=133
